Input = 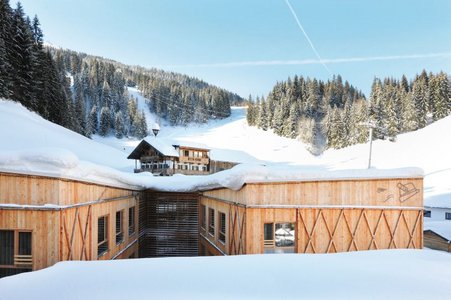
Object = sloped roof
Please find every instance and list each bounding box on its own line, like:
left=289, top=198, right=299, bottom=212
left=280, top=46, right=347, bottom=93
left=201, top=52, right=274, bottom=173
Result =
left=209, top=148, right=263, bottom=164
left=424, top=221, right=451, bottom=241
left=127, top=138, right=179, bottom=159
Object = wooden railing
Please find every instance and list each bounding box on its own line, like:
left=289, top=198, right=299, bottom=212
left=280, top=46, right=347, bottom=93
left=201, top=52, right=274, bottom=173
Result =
left=14, top=255, right=32, bottom=268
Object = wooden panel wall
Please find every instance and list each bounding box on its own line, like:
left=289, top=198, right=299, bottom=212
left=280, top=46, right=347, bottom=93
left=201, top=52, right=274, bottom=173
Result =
left=0, top=172, right=138, bottom=206
left=85, top=196, right=138, bottom=261
left=200, top=197, right=246, bottom=255
left=0, top=173, right=60, bottom=205
left=242, top=207, right=422, bottom=254
left=0, top=210, right=59, bottom=270
left=203, top=178, right=423, bottom=207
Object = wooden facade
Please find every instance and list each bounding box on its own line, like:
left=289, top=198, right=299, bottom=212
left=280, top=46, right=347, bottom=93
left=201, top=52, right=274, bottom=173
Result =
left=128, top=139, right=210, bottom=175
left=424, top=230, right=451, bottom=252
left=0, top=172, right=139, bottom=278
left=200, top=177, right=424, bottom=255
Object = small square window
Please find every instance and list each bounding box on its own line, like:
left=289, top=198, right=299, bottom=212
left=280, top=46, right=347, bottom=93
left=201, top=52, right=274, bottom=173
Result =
left=423, top=210, right=431, bottom=218
left=445, top=212, right=451, bottom=220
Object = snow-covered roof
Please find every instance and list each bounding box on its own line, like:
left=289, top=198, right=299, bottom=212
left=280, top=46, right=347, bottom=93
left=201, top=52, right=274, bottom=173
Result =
left=143, top=137, right=180, bottom=157
left=424, top=221, right=451, bottom=241
left=209, top=148, right=263, bottom=164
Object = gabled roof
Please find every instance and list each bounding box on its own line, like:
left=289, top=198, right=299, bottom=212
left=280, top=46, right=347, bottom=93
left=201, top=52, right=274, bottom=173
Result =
left=127, top=138, right=179, bottom=159
left=127, top=138, right=212, bottom=160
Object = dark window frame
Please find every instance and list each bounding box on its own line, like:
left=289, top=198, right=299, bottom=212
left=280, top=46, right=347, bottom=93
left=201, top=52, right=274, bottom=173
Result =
left=97, top=215, right=109, bottom=257
left=218, top=212, right=226, bottom=244
left=129, top=206, right=136, bottom=236
left=116, top=210, right=124, bottom=245
left=445, top=212, right=451, bottom=220
left=0, top=230, right=32, bottom=269
left=424, top=210, right=431, bottom=218
left=208, top=208, right=215, bottom=236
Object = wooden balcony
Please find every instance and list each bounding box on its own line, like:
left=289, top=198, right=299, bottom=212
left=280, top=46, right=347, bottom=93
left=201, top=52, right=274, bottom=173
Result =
left=178, top=156, right=209, bottom=165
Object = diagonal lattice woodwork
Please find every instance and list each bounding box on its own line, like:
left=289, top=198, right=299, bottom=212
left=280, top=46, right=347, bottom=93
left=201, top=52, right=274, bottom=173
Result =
left=296, top=208, right=422, bottom=254
left=228, top=205, right=246, bottom=255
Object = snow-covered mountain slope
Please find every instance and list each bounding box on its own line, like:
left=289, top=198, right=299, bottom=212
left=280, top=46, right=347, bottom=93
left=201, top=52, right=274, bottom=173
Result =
left=95, top=89, right=451, bottom=208
left=1, top=93, right=450, bottom=208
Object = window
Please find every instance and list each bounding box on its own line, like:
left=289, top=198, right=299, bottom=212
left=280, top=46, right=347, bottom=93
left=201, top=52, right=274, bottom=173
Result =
left=184, top=150, right=189, bottom=157
left=0, top=230, right=14, bottom=266
left=0, top=230, right=32, bottom=269
left=129, top=206, right=136, bottom=236
left=264, top=223, right=295, bottom=254
left=208, top=208, right=215, bottom=236
left=446, top=212, right=451, bottom=220
left=97, top=215, right=109, bottom=257
left=200, top=205, right=206, bottom=230
left=116, top=210, right=124, bottom=245
left=424, top=210, right=431, bottom=218
left=218, top=212, right=226, bottom=244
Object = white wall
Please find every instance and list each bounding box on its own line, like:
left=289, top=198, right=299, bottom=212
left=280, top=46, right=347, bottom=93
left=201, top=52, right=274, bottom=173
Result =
left=424, top=207, right=451, bottom=222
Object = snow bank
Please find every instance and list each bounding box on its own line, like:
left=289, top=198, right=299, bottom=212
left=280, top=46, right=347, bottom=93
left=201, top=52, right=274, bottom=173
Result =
left=1, top=250, right=450, bottom=300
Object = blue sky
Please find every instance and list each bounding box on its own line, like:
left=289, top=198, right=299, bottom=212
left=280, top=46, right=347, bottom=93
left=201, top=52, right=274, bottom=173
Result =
left=18, top=0, right=451, bottom=98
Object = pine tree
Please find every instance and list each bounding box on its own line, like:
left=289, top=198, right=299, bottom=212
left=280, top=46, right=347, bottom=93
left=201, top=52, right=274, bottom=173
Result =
left=99, top=106, right=110, bottom=136
left=87, top=105, right=98, bottom=135
left=0, top=0, right=13, bottom=99
left=412, top=77, right=428, bottom=129
left=430, top=72, right=449, bottom=120
left=114, top=111, right=125, bottom=138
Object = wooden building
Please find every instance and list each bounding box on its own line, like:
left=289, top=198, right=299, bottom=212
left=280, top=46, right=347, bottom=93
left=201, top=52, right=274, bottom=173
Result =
left=0, top=172, right=139, bottom=278
left=423, top=222, right=451, bottom=252
left=0, top=166, right=425, bottom=278
left=199, top=175, right=424, bottom=256
left=128, top=138, right=210, bottom=176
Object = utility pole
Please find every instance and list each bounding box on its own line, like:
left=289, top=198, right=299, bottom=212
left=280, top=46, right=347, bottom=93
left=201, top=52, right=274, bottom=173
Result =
left=368, top=127, right=373, bottom=169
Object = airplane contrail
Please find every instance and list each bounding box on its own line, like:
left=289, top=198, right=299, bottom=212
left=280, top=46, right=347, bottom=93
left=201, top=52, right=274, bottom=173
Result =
left=284, top=0, right=331, bottom=74
left=160, top=52, right=451, bottom=68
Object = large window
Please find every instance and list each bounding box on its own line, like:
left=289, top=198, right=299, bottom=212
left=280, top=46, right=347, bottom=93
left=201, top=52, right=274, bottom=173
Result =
left=218, top=212, right=226, bottom=244
left=208, top=208, right=215, bottom=236
left=116, top=210, right=124, bottom=245
left=264, top=223, right=295, bottom=254
left=0, top=230, right=32, bottom=269
left=129, top=206, right=136, bottom=236
left=97, top=215, right=109, bottom=257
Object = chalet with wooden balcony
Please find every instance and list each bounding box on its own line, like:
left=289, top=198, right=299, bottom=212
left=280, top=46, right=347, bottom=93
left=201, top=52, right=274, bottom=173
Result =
left=127, top=138, right=210, bottom=176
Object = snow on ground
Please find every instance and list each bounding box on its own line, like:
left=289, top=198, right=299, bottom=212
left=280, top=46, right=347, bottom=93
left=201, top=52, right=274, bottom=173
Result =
left=0, top=99, right=133, bottom=172
left=1, top=250, right=450, bottom=300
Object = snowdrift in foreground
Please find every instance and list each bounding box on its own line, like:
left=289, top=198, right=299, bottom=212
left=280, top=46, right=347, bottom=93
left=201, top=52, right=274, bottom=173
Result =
left=1, top=250, right=450, bottom=300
